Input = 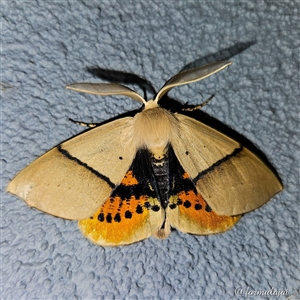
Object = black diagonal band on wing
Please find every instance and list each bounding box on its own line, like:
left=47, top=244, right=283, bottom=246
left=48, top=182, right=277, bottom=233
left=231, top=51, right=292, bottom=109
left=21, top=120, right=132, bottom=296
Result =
left=192, top=145, right=243, bottom=183
left=57, top=144, right=115, bottom=188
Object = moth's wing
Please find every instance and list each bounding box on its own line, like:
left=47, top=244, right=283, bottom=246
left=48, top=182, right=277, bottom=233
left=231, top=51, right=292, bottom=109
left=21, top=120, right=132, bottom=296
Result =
left=7, top=117, right=137, bottom=220
left=79, top=149, right=165, bottom=246
left=166, top=147, right=241, bottom=235
left=172, top=114, right=283, bottom=216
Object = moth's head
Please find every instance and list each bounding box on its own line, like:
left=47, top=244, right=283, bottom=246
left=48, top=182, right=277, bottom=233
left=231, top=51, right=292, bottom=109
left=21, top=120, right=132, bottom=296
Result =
left=143, top=99, right=159, bottom=110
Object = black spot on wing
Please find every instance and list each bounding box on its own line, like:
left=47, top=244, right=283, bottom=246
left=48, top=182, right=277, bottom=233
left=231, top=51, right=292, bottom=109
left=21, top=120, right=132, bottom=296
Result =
left=114, top=213, right=121, bottom=222
left=98, top=213, right=104, bottom=222
left=136, top=205, right=143, bottom=214
left=106, top=213, right=112, bottom=223
left=151, top=205, right=160, bottom=212
left=205, top=204, right=212, bottom=212
left=125, top=210, right=132, bottom=219
left=183, top=201, right=191, bottom=208
left=195, top=203, right=202, bottom=210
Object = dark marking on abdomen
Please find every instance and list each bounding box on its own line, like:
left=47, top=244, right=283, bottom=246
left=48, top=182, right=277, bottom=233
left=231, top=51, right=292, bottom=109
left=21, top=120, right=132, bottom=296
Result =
left=149, top=153, right=170, bottom=208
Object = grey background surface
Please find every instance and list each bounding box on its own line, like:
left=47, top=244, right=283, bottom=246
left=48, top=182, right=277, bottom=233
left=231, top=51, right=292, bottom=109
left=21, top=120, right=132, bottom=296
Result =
left=1, top=1, right=299, bottom=299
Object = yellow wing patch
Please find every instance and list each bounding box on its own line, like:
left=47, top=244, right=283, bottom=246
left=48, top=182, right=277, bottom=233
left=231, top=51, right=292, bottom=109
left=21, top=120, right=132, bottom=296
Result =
left=79, top=195, right=159, bottom=246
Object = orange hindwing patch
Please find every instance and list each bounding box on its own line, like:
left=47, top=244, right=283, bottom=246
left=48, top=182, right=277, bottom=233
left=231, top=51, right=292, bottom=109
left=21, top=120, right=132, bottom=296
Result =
left=79, top=149, right=164, bottom=246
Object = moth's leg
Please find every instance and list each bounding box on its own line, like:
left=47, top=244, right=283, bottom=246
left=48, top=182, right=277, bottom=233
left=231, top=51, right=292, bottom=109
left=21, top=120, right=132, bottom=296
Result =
left=181, top=95, right=214, bottom=111
left=69, top=118, right=98, bottom=128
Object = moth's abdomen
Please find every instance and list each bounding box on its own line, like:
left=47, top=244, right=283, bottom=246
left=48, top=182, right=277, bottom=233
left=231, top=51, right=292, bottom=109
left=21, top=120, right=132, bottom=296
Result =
left=149, top=151, right=170, bottom=208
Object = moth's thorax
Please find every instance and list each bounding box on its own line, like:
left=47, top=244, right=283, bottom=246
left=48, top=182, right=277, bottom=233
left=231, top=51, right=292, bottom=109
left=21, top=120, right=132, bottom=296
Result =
left=133, top=105, right=178, bottom=158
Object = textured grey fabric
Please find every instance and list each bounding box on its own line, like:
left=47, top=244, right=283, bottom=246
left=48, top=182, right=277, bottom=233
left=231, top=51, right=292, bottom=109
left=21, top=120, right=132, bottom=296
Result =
left=2, top=1, right=298, bottom=299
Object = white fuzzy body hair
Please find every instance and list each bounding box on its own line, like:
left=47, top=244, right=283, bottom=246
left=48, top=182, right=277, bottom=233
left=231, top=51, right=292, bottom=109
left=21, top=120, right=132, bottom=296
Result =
left=133, top=101, right=179, bottom=158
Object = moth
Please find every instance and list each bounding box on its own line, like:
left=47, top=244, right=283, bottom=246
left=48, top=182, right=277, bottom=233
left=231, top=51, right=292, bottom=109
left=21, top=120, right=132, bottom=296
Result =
left=7, top=61, right=283, bottom=246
